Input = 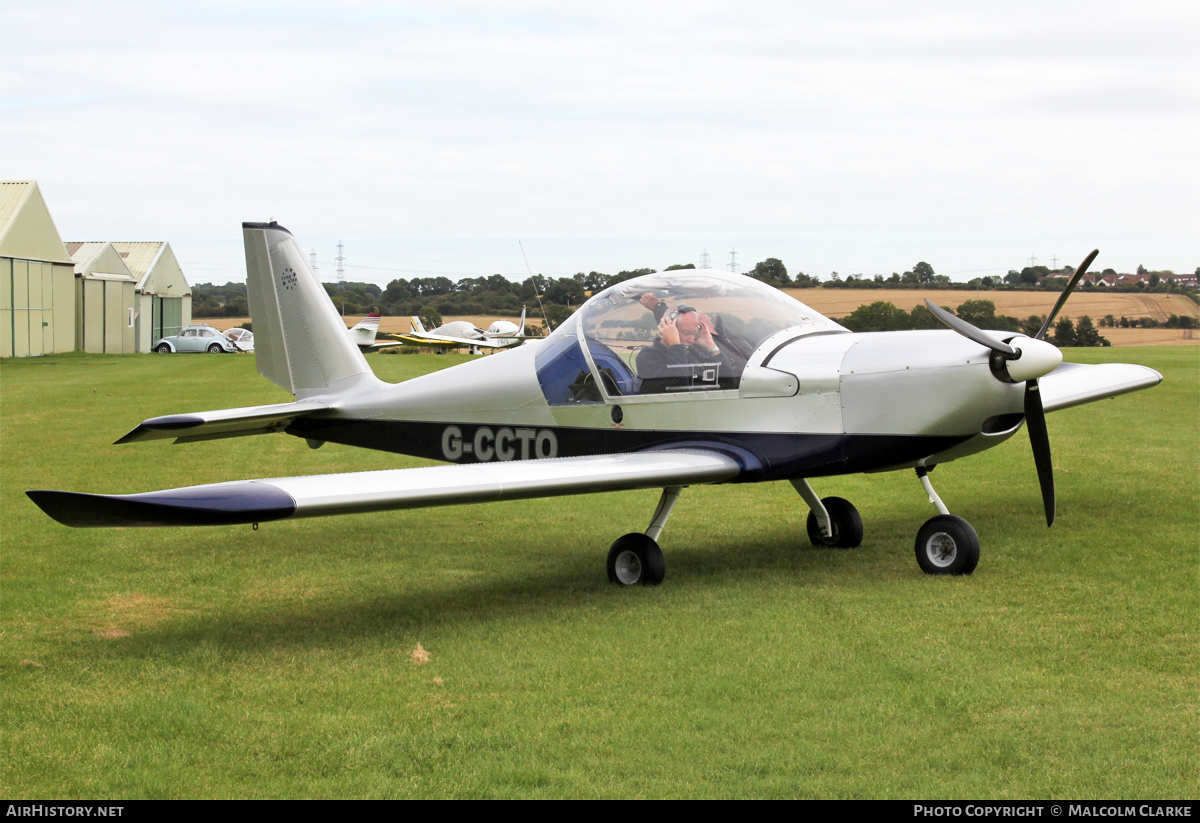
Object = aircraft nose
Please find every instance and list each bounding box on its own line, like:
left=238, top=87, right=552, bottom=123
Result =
left=1005, top=337, right=1063, bottom=383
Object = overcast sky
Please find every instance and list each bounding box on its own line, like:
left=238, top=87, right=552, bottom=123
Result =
left=4, top=0, right=1197, bottom=287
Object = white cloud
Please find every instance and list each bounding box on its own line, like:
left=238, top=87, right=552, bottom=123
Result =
left=3, top=0, right=1196, bottom=282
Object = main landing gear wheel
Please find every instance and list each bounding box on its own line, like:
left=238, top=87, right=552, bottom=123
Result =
left=805, top=496, right=864, bottom=549
left=915, top=515, right=980, bottom=575
left=607, top=533, right=665, bottom=586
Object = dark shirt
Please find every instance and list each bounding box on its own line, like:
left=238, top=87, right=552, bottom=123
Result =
left=635, top=338, right=736, bottom=393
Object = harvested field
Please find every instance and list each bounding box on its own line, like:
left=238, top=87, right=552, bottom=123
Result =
left=784, top=288, right=1199, bottom=325
left=197, top=290, right=1198, bottom=348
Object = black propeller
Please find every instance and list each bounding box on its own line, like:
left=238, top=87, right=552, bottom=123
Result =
left=926, top=250, right=1099, bottom=527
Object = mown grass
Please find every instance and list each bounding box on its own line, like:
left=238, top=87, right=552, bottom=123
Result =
left=1, top=348, right=1196, bottom=798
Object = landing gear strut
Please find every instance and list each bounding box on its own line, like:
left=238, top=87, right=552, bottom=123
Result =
left=913, top=466, right=979, bottom=575
left=791, top=479, right=863, bottom=548
left=607, top=486, right=681, bottom=586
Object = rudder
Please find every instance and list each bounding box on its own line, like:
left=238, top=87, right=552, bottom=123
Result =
left=243, top=221, right=372, bottom=397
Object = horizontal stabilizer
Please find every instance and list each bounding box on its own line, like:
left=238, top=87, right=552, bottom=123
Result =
left=28, top=449, right=742, bottom=528
left=115, top=400, right=332, bottom=445
left=1038, top=362, right=1163, bottom=413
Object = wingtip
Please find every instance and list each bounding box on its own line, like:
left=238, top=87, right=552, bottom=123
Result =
left=114, top=415, right=206, bottom=444
left=26, top=485, right=296, bottom=528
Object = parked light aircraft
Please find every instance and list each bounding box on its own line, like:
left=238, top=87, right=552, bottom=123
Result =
left=346, top=313, right=405, bottom=352
left=396, top=306, right=531, bottom=353
left=215, top=314, right=397, bottom=354
left=28, top=222, right=1162, bottom=585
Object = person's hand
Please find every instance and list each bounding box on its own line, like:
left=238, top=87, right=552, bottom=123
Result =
left=639, top=293, right=661, bottom=310
left=696, top=313, right=718, bottom=353
left=658, top=315, right=681, bottom=346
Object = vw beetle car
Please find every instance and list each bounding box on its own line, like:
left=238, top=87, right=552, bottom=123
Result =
left=153, top=324, right=240, bottom=354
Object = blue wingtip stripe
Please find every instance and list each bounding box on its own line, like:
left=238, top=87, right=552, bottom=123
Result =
left=27, top=484, right=296, bottom=528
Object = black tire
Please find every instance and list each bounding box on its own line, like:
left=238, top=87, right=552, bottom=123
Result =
left=154, top=343, right=172, bottom=353
left=207, top=343, right=223, bottom=353
left=915, top=515, right=980, bottom=575
left=606, top=533, right=666, bottom=586
left=805, top=496, right=864, bottom=548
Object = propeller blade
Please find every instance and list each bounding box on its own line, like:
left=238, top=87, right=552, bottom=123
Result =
left=1035, top=249, right=1099, bottom=341
left=923, top=299, right=1017, bottom=356
left=1024, top=378, right=1055, bottom=526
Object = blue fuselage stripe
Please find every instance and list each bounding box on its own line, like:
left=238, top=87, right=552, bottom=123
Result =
left=285, top=418, right=969, bottom=481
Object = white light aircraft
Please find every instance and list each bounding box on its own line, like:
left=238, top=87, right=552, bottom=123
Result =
left=396, top=306, right=531, bottom=353
left=28, top=222, right=1162, bottom=585
left=346, top=313, right=405, bottom=352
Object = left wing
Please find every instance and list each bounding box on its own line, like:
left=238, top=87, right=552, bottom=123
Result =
left=27, top=449, right=743, bottom=528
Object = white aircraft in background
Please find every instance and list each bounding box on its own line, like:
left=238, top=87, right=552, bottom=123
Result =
left=396, top=306, right=531, bottom=353
left=223, top=327, right=255, bottom=352
left=217, top=315, right=399, bottom=354
left=346, top=313, right=405, bottom=352
left=28, top=222, right=1161, bottom=587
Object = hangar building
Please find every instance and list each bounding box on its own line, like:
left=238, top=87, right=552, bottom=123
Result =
left=0, top=181, right=76, bottom=357
left=110, top=241, right=191, bottom=351
left=66, top=242, right=138, bottom=354
left=1, top=180, right=192, bottom=356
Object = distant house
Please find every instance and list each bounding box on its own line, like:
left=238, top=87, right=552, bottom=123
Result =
left=66, top=242, right=138, bottom=353
left=0, top=181, right=76, bottom=357
left=1164, top=272, right=1199, bottom=288
left=1041, top=271, right=1195, bottom=289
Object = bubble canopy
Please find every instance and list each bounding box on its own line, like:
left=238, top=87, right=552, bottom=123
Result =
left=534, top=270, right=844, bottom=404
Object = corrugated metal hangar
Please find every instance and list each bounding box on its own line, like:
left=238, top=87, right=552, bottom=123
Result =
left=1, top=180, right=192, bottom=357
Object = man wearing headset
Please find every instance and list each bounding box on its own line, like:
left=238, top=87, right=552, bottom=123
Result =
left=634, top=301, right=737, bottom=393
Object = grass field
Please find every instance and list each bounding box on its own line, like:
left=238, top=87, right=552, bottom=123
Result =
left=1, top=347, right=1196, bottom=798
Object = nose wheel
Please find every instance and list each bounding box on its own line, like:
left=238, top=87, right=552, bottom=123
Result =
left=914, top=515, right=980, bottom=575
left=913, top=466, right=980, bottom=575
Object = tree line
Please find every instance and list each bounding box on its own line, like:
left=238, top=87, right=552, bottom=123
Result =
left=839, top=299, right=1110, bottom=346
left=190, top=257, right=1196, bottom=333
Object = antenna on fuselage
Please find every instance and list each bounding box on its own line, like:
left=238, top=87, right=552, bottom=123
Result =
left=519, top=241, right=551, bottom=334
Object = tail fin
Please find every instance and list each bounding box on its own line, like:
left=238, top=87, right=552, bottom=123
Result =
left=517, top=304, right=526, bottom=335
left=243, top=222, right=373, bottom=397
left=409, top=315, right=426, bottom=334
left=347, top=313, right=381, bottom=349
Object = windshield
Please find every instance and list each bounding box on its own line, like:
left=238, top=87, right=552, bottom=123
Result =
left=536, top=271, right=842, bottom=403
